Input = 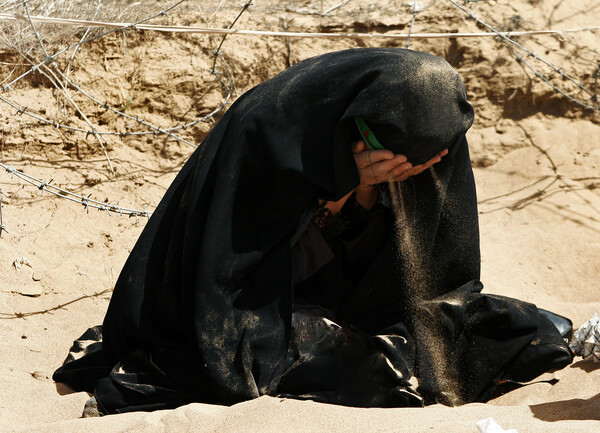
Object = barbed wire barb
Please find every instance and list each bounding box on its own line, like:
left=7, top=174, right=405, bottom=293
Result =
left=38, top=178, right=53, bottom=195
left=21, top=0, right=48, bottom=57
left=211, top=1, right=253, bottom=73
left=405, top=0, right=421, bottom=49
left=4, top=165, right=17, bottom=178
left=0, top=188, right=8, bottom=237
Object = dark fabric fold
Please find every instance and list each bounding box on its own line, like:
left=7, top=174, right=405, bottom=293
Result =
left=53, top=48, right=572, bottom=414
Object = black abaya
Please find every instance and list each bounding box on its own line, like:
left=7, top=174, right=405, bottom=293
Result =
left=54, top=48, right=572, bottom=414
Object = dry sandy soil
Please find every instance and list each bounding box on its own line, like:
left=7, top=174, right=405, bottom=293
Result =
left=1, top=0, right=599, bottom=432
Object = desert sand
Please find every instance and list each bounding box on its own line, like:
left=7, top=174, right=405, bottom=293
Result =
left=1, top=0, right=599, bottom=432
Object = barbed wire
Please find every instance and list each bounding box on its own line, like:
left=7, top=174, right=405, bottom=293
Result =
left=16, top=30, right=118, bottom=174
left=0, top=288, right=113, bottom=319
left=0, top=90, right=229, bottom=142
left=212, top=1, right=252, bottom=73
left=3, top=1, right=193, bottom=176
left=1, top=0, right=598, bottom=239
left=477, top=122, right=600, bottom=227
left=1, top=12, right=599, bottom=40
left=404, top=0, right=422, bottom=49
left=446, top=0, right=599, bottom=111
left=62, top=0, right=102, bottom=87
left=0, top=1, right=188, bottom=92
left=511, top=49, right=598, bottom=111
left=22, top=0, right=47, bottom=56
left=0, top=0, right=254, bottom=235
left=0, top=162, right=152, bottom=221
left=1, top=1, right=232, bottom=149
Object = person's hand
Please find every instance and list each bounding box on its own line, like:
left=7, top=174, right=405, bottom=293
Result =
left=352, top=140, right=448, bottom=184
left=401, top=148, right=449, bottom=179
left=351, top=140, right=447, bottom=209
left=321, top=142, right=449, bottom=214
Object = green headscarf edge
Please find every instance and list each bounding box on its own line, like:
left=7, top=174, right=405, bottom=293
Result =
left=354, top=116, right=386, bottom=151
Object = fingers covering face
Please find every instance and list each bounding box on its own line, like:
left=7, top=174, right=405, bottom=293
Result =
left=352, top=144, right=449, bottom=185
left=354, top=149, right=395, bottom=169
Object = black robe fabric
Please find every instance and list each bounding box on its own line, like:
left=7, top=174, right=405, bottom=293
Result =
left=53, top=48, right=572, bottom=414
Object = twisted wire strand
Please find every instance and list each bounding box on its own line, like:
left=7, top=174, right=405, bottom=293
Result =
left=1, top=2, right=232, bottom=147
left=0, top=162, right=152, bottom=220
left=0, top=1, right=255, bottom=234
left=1, top=12, right=599, bottom=40
left=0, top=91, right=230, bottom=140
left=1, top=1, right=188, bottom=91
left=446, top=0, right=599, bottom=110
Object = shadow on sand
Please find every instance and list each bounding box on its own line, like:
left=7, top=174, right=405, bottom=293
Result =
left=530, top=392, right=600, bottom=421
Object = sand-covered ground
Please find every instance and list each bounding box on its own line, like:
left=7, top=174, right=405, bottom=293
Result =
left=1, top=0, right=599, bottom=431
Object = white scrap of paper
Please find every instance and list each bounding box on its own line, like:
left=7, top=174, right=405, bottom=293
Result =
left=476, top=418, right=518, bottom=433
left=12, top=257, right=33, bottom=270
left=570, top=312, right=600, bottom=362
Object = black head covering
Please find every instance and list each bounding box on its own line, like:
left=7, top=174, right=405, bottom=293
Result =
left=53, top=48, right=570, bottom=413
left=342, top=54, right=474, bottom=163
